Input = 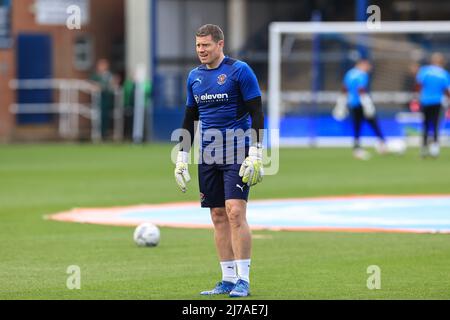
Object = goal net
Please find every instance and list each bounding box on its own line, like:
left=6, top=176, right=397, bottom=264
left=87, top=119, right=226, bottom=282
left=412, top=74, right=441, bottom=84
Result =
left=267, top=21, right=450, bottom=147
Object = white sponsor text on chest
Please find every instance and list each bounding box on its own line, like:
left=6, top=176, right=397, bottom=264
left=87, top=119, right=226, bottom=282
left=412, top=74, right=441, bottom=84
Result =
left=200, top=93, right=229, bottom=101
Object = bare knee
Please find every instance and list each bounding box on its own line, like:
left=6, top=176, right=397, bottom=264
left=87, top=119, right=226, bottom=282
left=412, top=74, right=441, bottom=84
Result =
left=210, top=208, right=228, bottom=228
left=226, top=203, right=246, bottom=228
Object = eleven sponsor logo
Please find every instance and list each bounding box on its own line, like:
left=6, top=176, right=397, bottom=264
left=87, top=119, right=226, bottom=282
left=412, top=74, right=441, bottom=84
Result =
left=195, top=92, right=229, bottom=104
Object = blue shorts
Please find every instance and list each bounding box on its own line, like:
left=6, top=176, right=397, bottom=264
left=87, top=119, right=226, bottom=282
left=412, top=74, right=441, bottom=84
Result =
left=198, top=163, right=250, bottom=208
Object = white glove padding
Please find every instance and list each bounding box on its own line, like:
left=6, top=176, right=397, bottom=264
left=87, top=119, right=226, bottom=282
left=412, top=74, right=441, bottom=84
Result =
left=441, top=95, right=449, bottom=110
left=360, top=93, right=376, bottom=119
left=332, top=94, right=348, bottom=121
left=239, top=146, right=264, bottom=187
left=174, top=151, right=191, bottom=193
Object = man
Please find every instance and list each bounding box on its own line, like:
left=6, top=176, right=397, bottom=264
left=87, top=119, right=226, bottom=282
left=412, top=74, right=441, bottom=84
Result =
left=90, top=59, right=115, bottom=139
left=334, top=59, right=386, bottom=160
left=412, top=53, right=450, bottom=158
left=174, top=24, right=264, bottom=298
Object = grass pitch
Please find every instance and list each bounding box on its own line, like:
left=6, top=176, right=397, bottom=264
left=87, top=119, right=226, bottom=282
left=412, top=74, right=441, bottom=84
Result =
left=0, top=144, right=450, bottom=299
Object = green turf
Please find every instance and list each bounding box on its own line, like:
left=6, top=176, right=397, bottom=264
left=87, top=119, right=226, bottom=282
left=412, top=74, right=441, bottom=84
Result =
left=0, top=144, right=450, bottom=299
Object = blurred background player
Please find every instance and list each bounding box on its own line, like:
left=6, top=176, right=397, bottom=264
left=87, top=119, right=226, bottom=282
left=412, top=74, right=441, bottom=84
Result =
left=174, top=24, right=264, bottom=298
left=411, top=52, right=450, bottom=158
left=90, top=59, right=116, bottom=140
left=334, top=59, right=387, bottom=160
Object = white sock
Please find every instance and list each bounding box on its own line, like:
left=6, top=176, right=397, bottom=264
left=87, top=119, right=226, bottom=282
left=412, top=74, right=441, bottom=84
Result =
left=220, top=261, right=238, bottom=284
left=235, top=259, right=251, bottom=283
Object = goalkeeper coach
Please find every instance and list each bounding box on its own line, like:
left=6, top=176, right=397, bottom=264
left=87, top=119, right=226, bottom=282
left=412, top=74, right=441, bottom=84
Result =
left=174, top=24, right=264, bottom=298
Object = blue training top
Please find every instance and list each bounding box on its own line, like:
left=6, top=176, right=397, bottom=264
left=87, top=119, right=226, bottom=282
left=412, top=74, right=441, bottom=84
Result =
left=416, top=65, right=450, bottom=107
left=343, top=67, right=370, bottom=109
left=186, top=56, right=261, bottom=156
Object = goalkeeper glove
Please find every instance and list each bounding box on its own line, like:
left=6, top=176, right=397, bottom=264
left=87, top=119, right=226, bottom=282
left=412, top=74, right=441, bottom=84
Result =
left=360, top=93, right=376, bottom=119
left=239, top=146, right=264, bottom=187
left=332, top=94, right=348, bottom=121
left=174, top=151, right=190, bottom=193
left=441, top=96, right=449, bottom=110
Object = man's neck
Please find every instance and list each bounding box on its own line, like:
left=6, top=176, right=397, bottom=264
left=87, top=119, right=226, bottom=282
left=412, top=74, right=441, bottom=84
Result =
left=206, top=54, right=225, bottom=70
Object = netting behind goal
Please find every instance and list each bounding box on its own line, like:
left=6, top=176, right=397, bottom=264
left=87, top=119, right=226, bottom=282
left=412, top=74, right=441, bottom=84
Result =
left=267, top=22, right=450, bottom=147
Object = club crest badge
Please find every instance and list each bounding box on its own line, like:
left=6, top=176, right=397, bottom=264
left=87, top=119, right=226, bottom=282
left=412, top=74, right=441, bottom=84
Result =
left=217, top=74, right=227, bottom=85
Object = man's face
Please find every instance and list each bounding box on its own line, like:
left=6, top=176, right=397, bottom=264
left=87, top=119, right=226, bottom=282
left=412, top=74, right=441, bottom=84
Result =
left=196, top=35, right=224, bottom=65
left=97, top=60, right=109, bottom=73
left=360, top=61, right=372, bottom=73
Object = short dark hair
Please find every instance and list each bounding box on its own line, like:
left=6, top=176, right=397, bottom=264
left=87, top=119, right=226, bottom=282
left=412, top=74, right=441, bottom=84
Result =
left=196, top=24, right=224, bottom=43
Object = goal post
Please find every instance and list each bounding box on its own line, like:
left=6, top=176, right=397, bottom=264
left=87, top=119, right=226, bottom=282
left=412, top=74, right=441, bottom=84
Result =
left=268, top=21, right=450, bottom=147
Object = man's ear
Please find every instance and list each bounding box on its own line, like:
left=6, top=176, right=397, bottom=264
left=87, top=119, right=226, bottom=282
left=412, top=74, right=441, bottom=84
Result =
left=218, top=40, right=225, bottom=49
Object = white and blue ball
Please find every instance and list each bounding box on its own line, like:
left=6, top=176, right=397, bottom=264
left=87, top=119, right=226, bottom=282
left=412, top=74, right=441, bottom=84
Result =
left=133, top=223, right=160, bottom=247
left=387, top=139, right=407, bottom=155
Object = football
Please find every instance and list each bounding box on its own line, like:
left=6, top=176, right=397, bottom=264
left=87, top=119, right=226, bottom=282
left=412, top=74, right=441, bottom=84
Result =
left=133, top=223, right=160, bottom=247
left=387, top=139, right=407, bottom=155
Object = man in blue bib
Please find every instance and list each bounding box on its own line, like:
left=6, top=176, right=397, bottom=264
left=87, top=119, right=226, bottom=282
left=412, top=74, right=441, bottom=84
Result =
left=413, top=53, right=450, bottom=158
left=174, top=24, right=264, bottom=298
